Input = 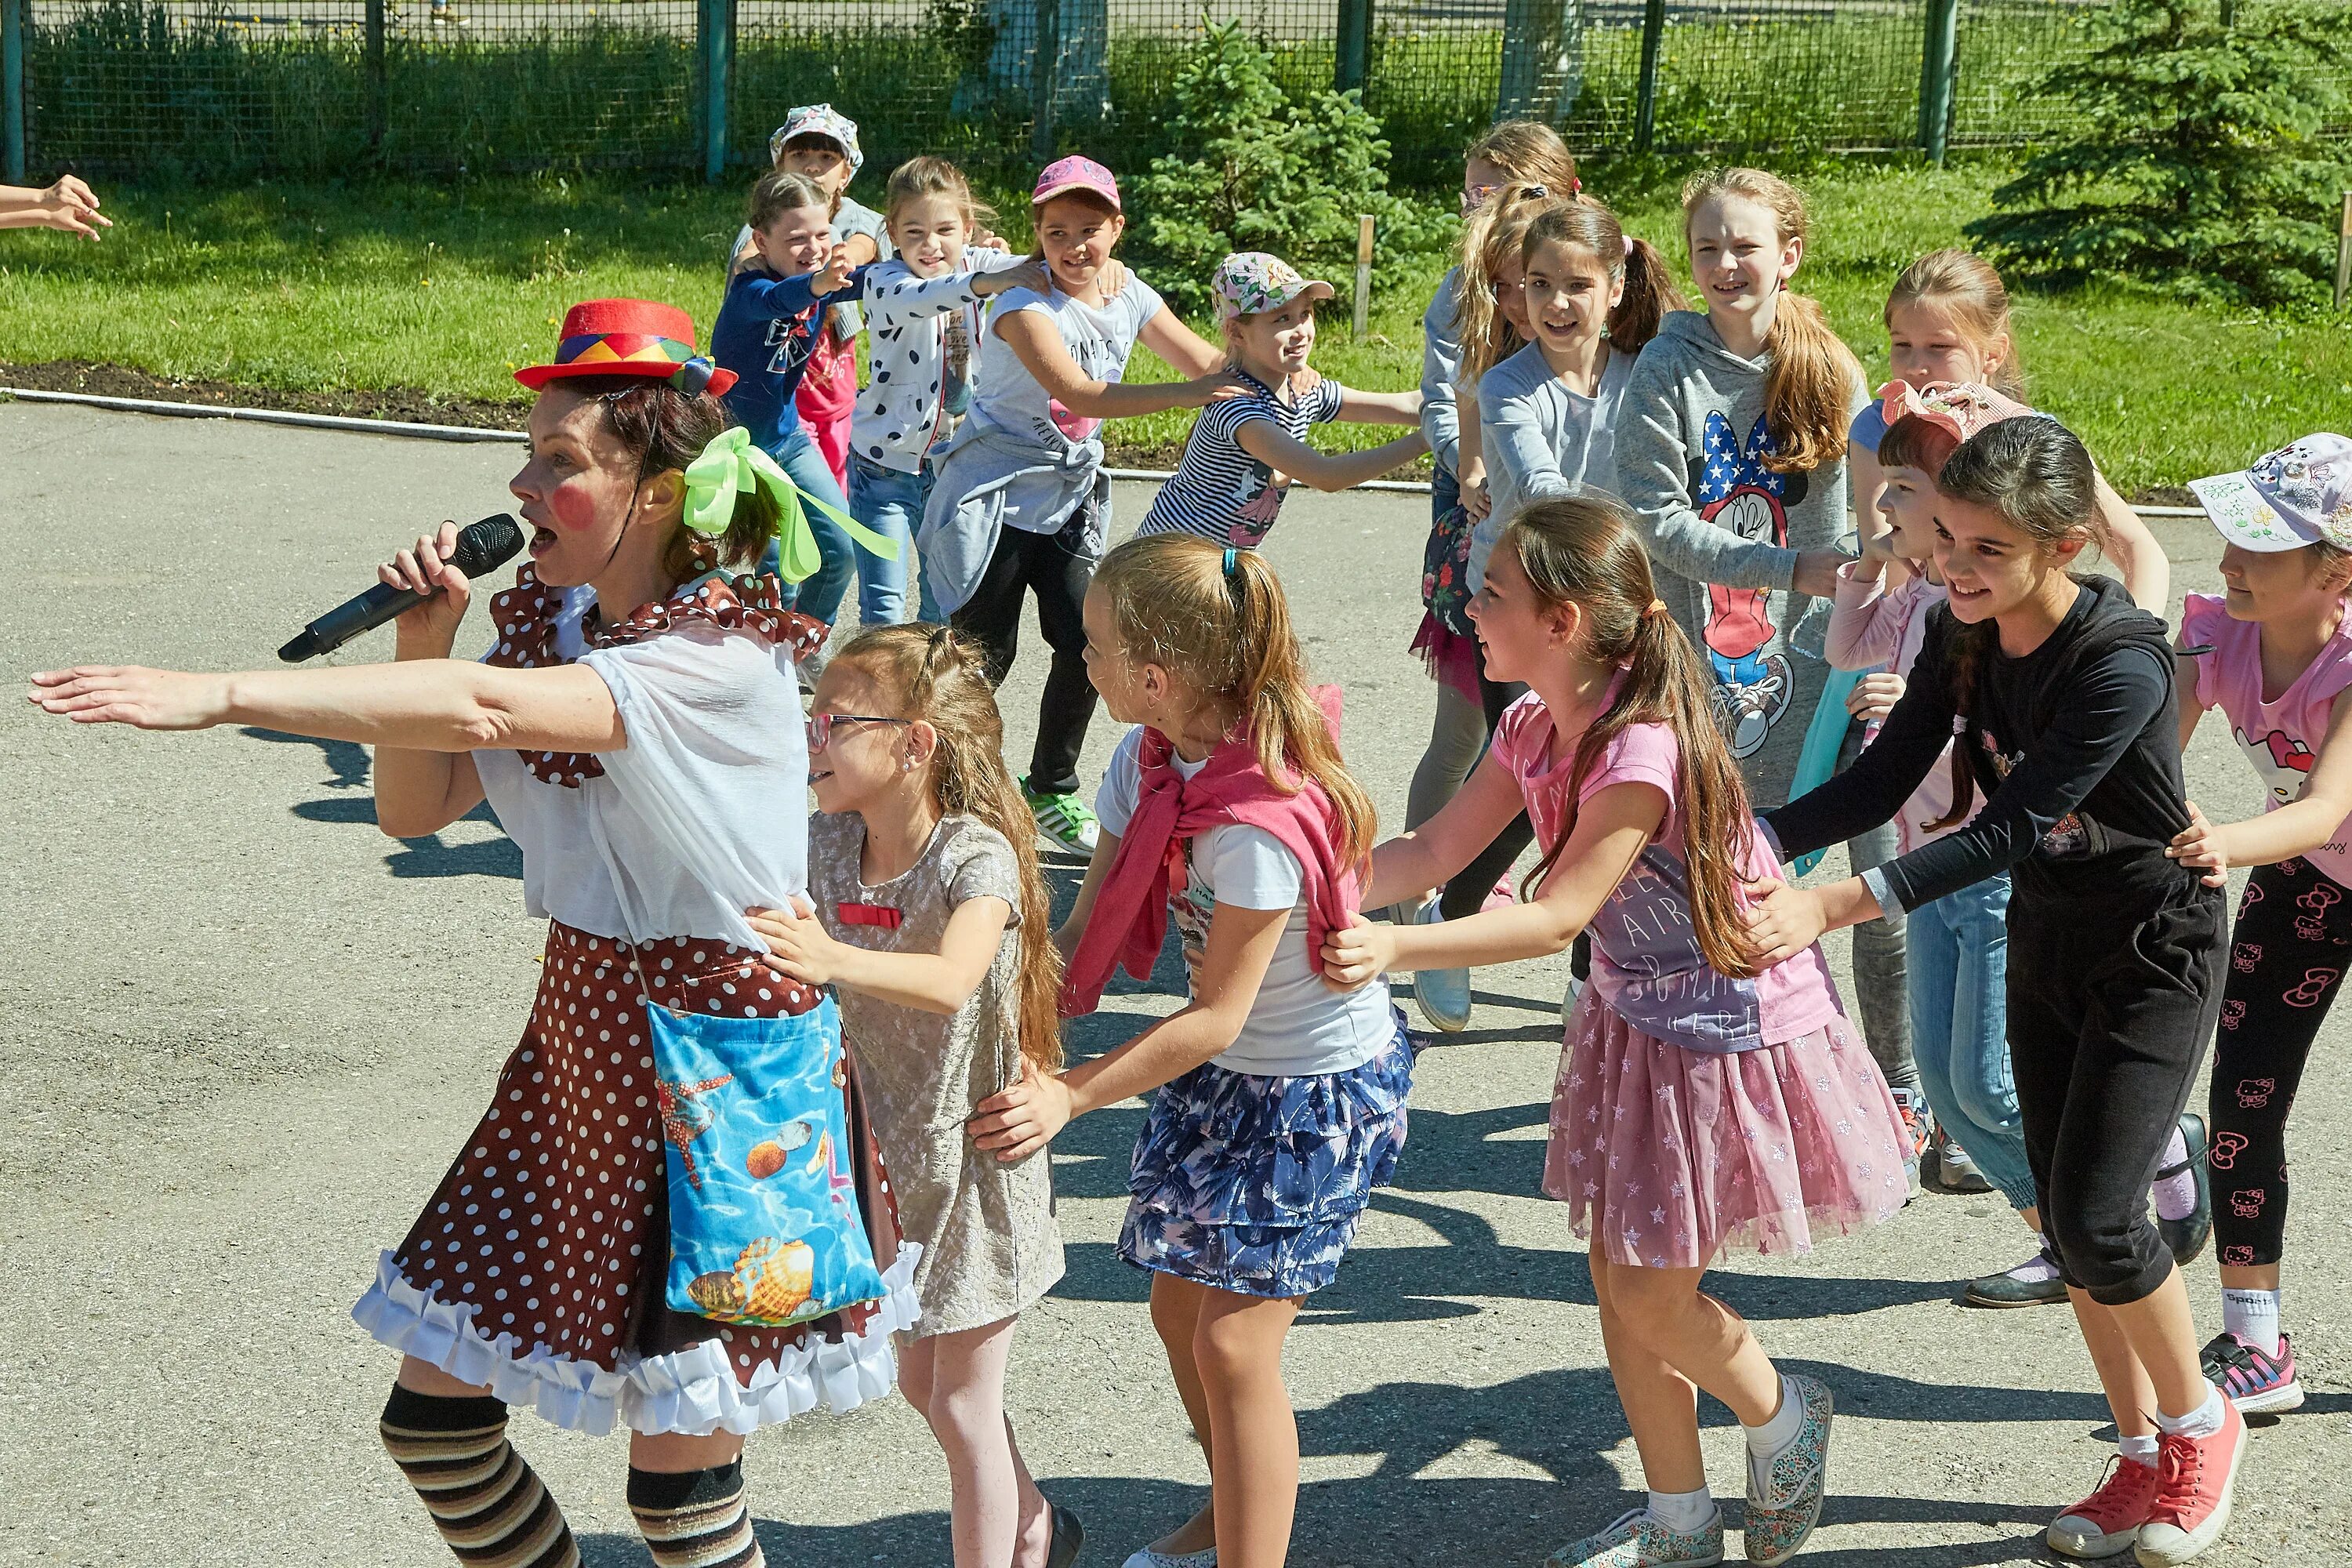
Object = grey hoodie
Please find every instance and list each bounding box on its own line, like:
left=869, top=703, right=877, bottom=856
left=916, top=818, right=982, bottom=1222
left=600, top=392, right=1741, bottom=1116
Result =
left=1615, top=310, right=1864, bottom=808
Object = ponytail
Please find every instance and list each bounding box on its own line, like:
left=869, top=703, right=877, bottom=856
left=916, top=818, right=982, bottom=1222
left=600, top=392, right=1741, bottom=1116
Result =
left=1611, top=235, right=1681, bottom=354
left=1679, top=168, right=1861, bottom=474
left=1091, top=536, right=1376, bottom=873
left=1502, top=497, right=1764, bottom=979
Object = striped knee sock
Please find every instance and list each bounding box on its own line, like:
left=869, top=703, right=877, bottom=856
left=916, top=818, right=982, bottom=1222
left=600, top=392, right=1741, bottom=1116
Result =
left=379, top=1387, right=579, bottom=1568
left=628, top=1461, right=765, bottom=1568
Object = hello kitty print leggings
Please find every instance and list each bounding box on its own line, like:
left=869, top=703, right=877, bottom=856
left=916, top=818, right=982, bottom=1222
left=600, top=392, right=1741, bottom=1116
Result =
left=2212, top=855, right=2352, bottom=1268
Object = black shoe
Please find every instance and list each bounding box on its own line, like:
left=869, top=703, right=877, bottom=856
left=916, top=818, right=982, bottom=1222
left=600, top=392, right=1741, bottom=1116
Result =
left=2157, top=1111, right=2212, bottom=1266
left=1964, top=1243, right=2071, bottom=1308
left=1046, top=1503, right=1085, bottom=1568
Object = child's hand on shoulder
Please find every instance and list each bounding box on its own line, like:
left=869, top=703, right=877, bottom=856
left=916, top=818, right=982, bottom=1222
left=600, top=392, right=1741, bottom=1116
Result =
left=1191, top=367, right=1249, bottom=407
left=746, top=896, right=848, bottom=984
left=2165, top=800, right=2231, bottom=887
left=1319, top=911, right=1396, bottom=991
left=985, top=259, right=1052, bottom=297
left=967, top=1057, right=1071, bottom=1162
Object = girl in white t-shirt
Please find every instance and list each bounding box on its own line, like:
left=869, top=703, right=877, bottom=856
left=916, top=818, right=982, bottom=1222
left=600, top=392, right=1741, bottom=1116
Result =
left=918, top=154, right=1232, bottom=861
left=971, top=533, right=1411, bottom=1568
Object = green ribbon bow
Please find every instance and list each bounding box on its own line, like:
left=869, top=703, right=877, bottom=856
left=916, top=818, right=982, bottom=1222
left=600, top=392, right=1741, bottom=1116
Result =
left=682, top=426, right=898, bottom=585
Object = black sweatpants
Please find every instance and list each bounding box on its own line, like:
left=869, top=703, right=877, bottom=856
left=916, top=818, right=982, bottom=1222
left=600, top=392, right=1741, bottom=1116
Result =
left=2209, top=855, right=2352, bottom=1268
left=950, top=507, right=1099, bottom=798
left=1439, top=648, right=1537, bottom=923
left=2007, top=883, right=2226, bottom=1305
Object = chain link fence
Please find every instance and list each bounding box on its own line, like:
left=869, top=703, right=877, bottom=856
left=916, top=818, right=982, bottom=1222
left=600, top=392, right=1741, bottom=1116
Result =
left=3, top=0, right=2345, bottom=183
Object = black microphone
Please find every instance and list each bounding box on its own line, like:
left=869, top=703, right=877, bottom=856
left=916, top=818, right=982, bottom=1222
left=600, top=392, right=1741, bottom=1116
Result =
left=278, top=514, right=526, bottom=662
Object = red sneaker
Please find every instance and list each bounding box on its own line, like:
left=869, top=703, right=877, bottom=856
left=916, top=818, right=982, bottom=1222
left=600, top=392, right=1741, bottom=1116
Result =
left=2134, top=1399, right=2246, bottom=1566
left=2046, top=1454, right=2160, bottom=1559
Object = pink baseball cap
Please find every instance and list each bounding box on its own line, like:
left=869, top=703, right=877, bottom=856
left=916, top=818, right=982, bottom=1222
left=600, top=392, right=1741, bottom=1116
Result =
left=1032, top=155, right=1120, bottom=211
left=1877, top=379, right=2033, bottom=446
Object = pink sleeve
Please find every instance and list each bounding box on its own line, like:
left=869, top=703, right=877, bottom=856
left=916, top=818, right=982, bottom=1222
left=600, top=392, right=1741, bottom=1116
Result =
left=1825, top=562, right=1906, bottom=672
left=1487, top=691, right=1544, bottom=778
left=2179, top=593, right=2223, bottom=713
left=1580, top=721, right=1679, bottom=807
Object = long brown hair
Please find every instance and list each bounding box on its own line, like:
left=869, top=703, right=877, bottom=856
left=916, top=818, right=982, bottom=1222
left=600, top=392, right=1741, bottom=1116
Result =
left=1091, top=535, right=1375, bottom=872
left=1500, top=497, right=1764, bottom=978
left=551, top=375, right=777, bottom=584
left=1886, top=249, right=2025, bottom=399
left=1920, top=416, right=2101, bottom=833
left=1679, top=168, right=1860, bottom=474
left=831, top=624, right=1063, bottom=1072
left=1466, top=119, right=1581, bottom=197
left=1454, top=183, right=1561, bottom=382
left=1519, top=198, right=1686, bottom=357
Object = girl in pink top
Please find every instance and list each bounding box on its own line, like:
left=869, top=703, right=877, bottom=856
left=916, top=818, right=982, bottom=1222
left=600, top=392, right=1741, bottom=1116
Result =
left=2169, top=432, right=2352, bottom=1418
left=1323, top=496, right=1906, bottom=1568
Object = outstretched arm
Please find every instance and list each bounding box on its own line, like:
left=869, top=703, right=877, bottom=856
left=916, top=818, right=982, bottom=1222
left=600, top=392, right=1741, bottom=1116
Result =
left=2169, top=687, right=2352, bottom=883
left=2096, top=473, right=2171, bottom=615
left=1232, top=419, right=1426, bottom=494
left=751, top=893, right=1014, bottom=1014
left=994, top=309, right=1231, bottom=419
left=1334, top=387, right=1424, bottom=426
left=0, top=176, right=109, bottom=238
left=1138, top=307, right=1231, bottom=379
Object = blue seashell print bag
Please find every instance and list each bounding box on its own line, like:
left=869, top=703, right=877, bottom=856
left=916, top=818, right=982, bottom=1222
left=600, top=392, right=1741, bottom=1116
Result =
left=636, top=986, right=890, bottom=1329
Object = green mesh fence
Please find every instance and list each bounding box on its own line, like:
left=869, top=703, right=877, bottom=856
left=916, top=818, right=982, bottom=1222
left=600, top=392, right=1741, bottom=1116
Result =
left=9, top=0, right=2347, bottom=183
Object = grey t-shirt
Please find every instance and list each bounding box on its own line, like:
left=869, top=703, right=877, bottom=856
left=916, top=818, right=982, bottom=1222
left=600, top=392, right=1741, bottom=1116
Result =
left=806, top=810, right=1064, bottom=1336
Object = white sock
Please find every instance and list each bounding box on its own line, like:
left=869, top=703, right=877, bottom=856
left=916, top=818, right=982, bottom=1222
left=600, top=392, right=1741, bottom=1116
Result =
left=1744, top=1374, right=1806, bottom=1457
left=2005, top=1238, right=2063, bottom=1283
left=2155, top=1383, right=2227, bottom=1441
left=2152, top=1122, right=2199, bottom=1221
left=2221, top=1287, right=2282, bottom=1356
left=1646, top=1485, right=1716, bottom=1534
left=2118, top=1433, right=2160, bottom=1468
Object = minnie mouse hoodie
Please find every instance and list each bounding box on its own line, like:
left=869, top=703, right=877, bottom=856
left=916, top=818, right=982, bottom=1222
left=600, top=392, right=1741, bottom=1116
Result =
left=1613, top=310, right=1864, bottom=808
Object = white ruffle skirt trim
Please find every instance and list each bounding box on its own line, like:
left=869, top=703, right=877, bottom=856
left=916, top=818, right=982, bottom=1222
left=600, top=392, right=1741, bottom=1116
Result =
left=350, top=1243, right=924, bottom=1437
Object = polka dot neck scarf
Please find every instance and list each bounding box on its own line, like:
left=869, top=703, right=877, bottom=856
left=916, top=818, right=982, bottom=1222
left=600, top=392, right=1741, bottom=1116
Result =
left=482, top=564, right=827, bottom=788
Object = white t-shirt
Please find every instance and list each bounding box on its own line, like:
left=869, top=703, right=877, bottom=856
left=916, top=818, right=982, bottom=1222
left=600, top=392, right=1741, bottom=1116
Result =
left=1093, top=726, right=1392, bottom=1076
left=967, top=278, right=1165, bottom=453
left=474, top=589, right=810, bottom=952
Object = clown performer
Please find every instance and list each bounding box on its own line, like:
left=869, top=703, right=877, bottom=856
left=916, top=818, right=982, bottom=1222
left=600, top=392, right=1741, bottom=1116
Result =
left=27, top=299, right=920, bottom=1568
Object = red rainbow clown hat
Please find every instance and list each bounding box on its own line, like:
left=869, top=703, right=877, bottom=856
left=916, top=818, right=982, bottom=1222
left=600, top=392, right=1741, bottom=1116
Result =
left=515, top=298, right=738, bottom=396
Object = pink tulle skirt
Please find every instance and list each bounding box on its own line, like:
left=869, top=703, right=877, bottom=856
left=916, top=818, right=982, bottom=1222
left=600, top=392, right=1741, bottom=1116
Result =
left=1409, top=611, right=1481, bottom=702
left=1544, top=993, right=1911, bottom=1267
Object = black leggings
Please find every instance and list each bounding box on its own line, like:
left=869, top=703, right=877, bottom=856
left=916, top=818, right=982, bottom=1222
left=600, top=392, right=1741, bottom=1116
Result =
left=1438, top=649, right=1537, bottom=924
left=2008, top=883, right=2225, bottom=1305
left=2210, top=856, right=2352, bottom=1268
left=950, top=507, right=1100, bottom=798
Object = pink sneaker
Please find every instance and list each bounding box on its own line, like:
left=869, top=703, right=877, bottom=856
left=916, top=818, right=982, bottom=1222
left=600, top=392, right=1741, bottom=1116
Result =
left=2047, top=1455, right=2159, bottom=1558
left=2134, top=1399, right=2247, bottom=1566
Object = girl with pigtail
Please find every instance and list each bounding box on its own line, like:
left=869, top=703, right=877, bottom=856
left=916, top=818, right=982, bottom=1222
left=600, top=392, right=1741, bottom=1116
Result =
left=1323, top=496, right=1907, bottom=1568
left=971, top=535, right=1411, bottom=1568
left=746, top=621, right=1077, bottom=1568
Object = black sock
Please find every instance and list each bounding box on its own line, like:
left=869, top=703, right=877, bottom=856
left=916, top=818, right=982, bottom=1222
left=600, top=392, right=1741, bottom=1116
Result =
left=379, top=1386, right=579, bottom=1567
left=628, top=1461, right=765, bottom=1568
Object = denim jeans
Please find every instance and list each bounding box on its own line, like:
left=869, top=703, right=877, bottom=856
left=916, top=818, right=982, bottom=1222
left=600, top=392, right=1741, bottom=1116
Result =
left=758, top=424, right=855, bottom=626
left=847, top=452, right=933, bottom=626
left=1906, top=870, right=2038, bottom=1210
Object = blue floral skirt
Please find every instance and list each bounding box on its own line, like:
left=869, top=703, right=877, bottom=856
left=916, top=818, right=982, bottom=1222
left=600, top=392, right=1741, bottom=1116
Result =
left=1117, top=1014, right=1414, bottom=1298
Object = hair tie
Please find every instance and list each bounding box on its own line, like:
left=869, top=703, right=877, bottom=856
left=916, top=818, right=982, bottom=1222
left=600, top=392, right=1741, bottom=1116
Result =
left=1222, top=547, right=1240, bottom=579
left=1642, top=598, right=1668, bottom=622
left=1622, top=234, right=1635, bottom=257
left=1572, top=176, right=1584, bottom=195
left=1523, top=183, right=1547, bottom=199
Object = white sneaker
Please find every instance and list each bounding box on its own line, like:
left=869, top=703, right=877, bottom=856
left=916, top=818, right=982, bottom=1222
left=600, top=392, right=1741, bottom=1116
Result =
left=1400, top=895, right=1472, bottom=1033
left=1121, top=1548, right=1216, bottom=1568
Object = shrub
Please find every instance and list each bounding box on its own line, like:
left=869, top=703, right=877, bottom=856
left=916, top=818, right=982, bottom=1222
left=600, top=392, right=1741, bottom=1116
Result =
left=1965, top=0, right=2352, bottom=307
left=1127, top=15, right=1450, bottom=318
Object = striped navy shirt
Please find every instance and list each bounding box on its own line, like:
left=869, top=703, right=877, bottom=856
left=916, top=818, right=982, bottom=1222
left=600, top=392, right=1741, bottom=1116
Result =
left=1135, top=372, right=1348, bottom=547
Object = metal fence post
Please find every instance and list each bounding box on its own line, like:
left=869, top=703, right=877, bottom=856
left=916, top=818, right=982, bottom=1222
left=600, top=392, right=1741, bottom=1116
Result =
left=1335, top=0, right=1371, bottom=96
left=2, top=0, right=24, bottom=187
left=699, top=0, right=731, bottom=181
left=364, top=0, right=387, bottom=154
left=1030, top=0, right=1058, bottom=161
left=1918, top=0, right=1958, bottom=165
left=1632, top=0, right=1664, bottom=152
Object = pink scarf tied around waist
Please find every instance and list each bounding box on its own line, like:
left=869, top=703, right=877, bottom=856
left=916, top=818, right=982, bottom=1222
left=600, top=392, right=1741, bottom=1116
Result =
left=1062, top=691, right=1359, bottom=1018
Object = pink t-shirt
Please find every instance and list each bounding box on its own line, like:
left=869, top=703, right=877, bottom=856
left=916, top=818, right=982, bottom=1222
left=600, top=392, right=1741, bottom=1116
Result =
left=1828, top=564, right=1970, bottom=854
left=1490, top=689, right=1841, bottom=1051
left=2183, top=592, right=2352, bottom=886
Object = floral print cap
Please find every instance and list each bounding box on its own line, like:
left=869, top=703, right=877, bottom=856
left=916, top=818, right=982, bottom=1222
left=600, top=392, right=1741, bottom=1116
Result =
left=1214, top=251, right=1336, bottom=322
left=769, top=103, right=863, bottom=176
left=2191, top=433, right=2352, bottom=554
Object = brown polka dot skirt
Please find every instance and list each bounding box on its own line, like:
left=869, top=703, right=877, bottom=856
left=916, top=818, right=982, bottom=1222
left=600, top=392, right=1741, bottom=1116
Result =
left=352, top=920, right=919, bottom=1437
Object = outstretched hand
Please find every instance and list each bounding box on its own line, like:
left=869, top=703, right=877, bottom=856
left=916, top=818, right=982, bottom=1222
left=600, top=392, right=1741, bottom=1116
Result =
left=967, top=1055, right=1073, bottom=1163
left=1743, top=876, right=1828, bottom=967
left=1319, top=909, right=1396, bottom=991
left=27, top=666, right=230, bottom=729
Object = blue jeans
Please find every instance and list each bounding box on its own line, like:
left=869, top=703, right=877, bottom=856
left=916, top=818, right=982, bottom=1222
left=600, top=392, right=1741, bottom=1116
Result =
left=759, top=425, right=855, bottom=626
left=848, top=452, right=935, bottom=626
left=1906, top=869, right=2037, bottom=1210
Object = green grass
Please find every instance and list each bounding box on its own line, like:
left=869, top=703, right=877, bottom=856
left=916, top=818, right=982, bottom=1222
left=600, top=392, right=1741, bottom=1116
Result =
left=1, top=160, right=2346, bottom=492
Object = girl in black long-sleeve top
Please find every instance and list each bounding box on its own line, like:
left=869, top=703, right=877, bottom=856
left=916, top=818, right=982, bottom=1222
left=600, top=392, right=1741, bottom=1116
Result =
left=1750, top=416, right=2246, bottom=1568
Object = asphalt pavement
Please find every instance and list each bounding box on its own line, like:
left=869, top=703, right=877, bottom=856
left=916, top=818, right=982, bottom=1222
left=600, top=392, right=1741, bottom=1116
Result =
left=3, top=400, right=2347, bottom=1566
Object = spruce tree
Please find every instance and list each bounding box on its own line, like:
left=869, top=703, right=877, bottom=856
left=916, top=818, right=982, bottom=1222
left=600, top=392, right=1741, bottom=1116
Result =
left=1965, top=0, right=2352, bottom=306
